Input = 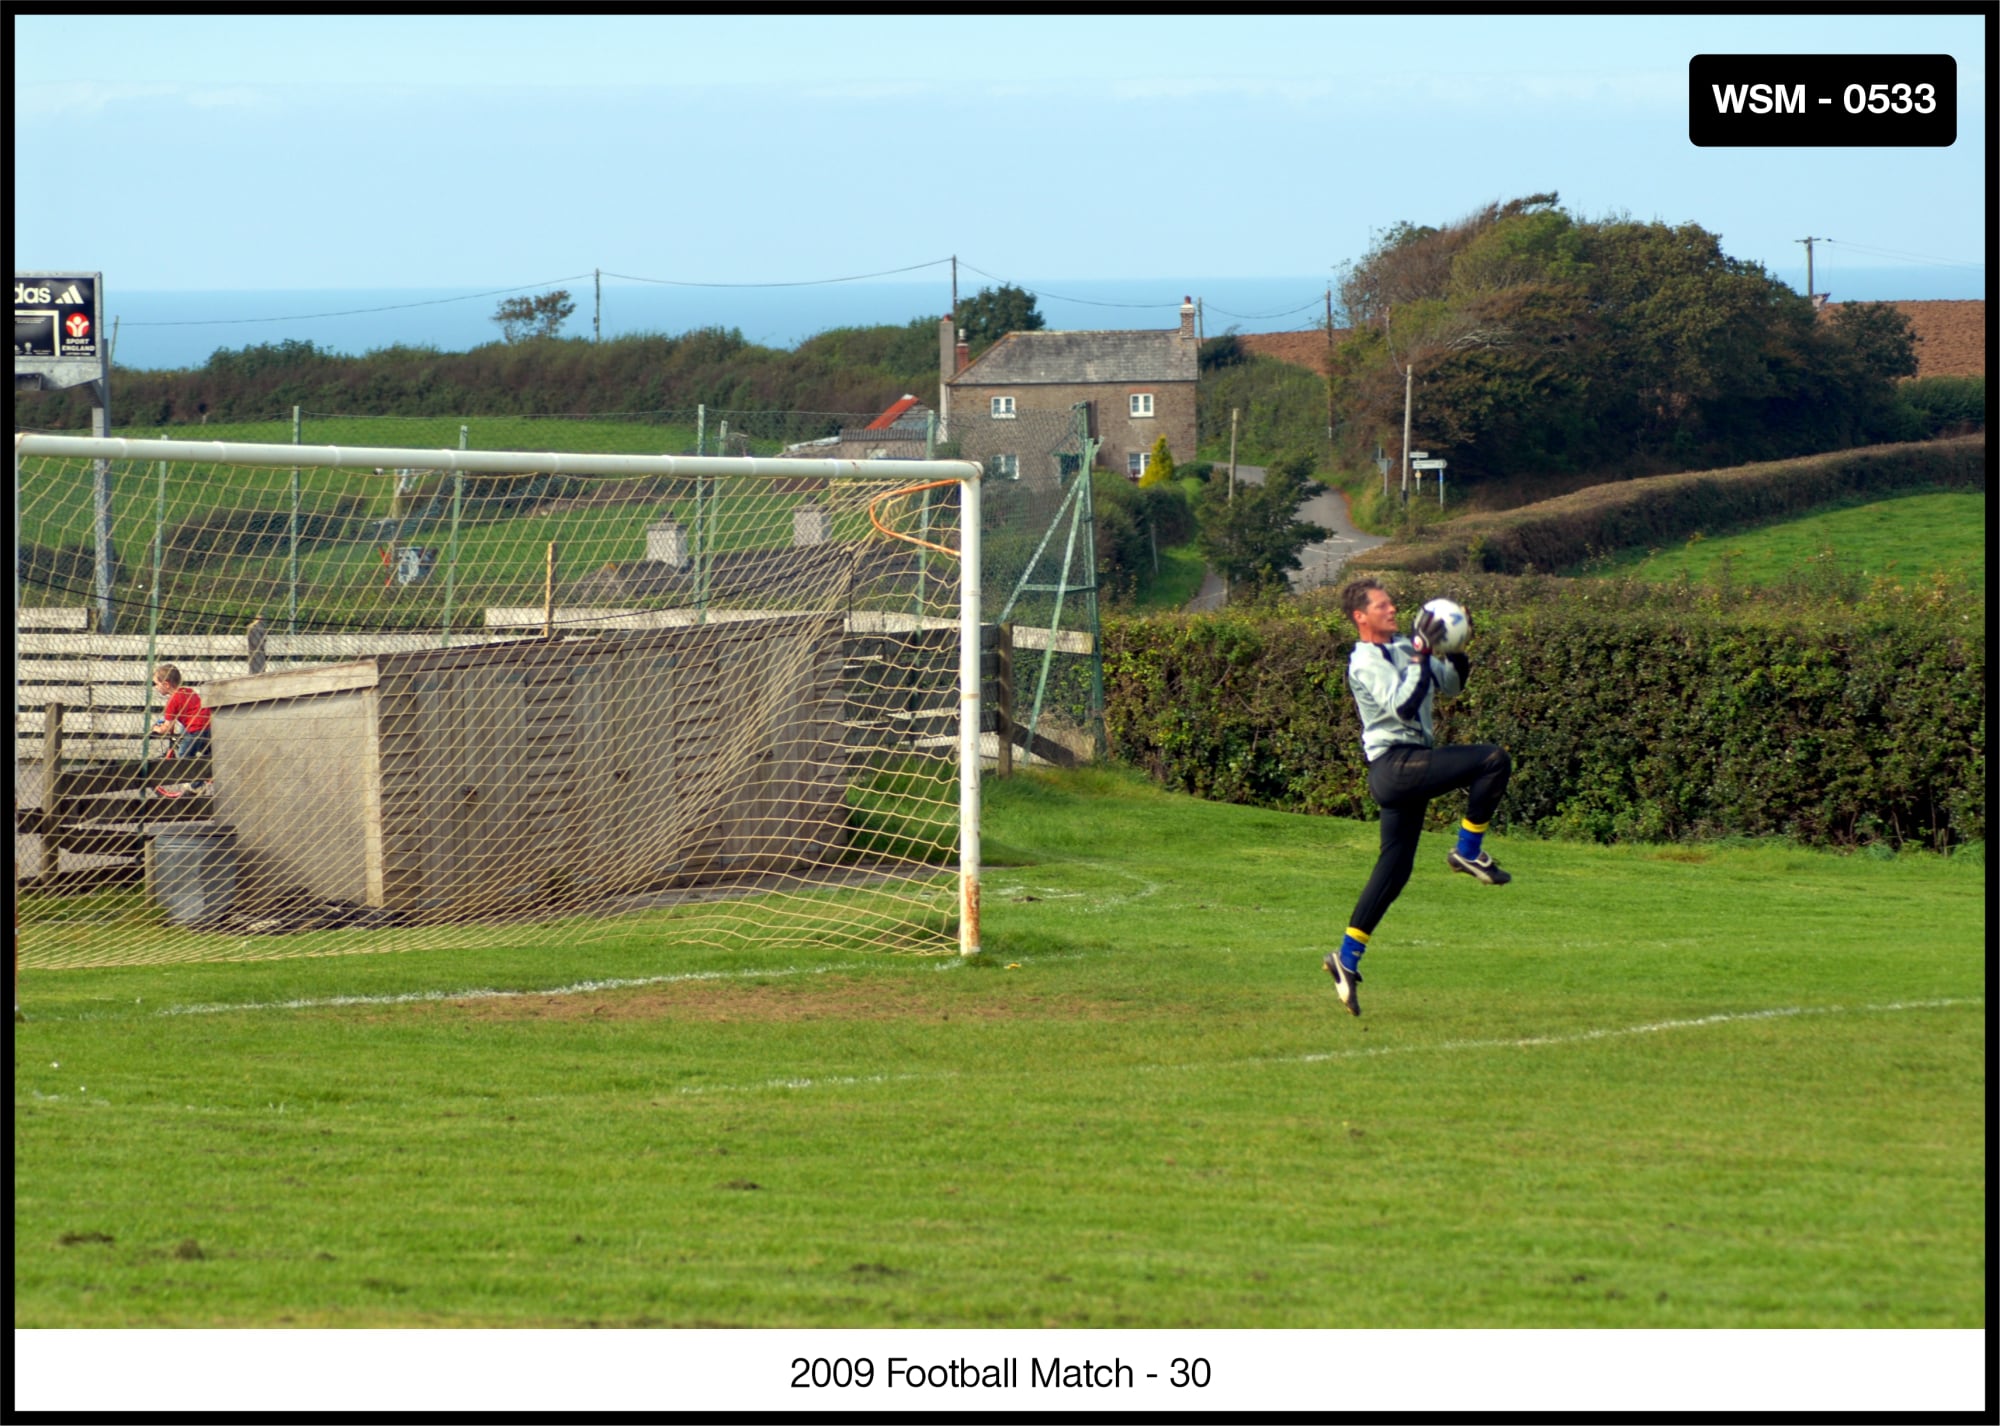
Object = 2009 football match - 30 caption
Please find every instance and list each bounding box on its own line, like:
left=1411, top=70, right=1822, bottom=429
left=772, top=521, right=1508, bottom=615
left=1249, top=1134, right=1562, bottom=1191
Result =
left=789, top=1353, right=1210, bottom=1392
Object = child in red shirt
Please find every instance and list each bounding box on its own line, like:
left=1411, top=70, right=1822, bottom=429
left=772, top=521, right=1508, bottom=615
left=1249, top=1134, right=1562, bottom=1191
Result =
left=151, top=665, right=212, bottom=796
left=152, top=663, right=212, bottom=757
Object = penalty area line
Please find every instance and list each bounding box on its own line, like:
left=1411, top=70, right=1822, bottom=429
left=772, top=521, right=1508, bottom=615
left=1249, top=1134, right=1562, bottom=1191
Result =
left=149, top=964, right=836, bottom=1019
left=1253, top=996, right=1986, bottom=1070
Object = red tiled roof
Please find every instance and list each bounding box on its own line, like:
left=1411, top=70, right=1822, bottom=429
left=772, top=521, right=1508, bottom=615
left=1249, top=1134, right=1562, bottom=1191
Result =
left=1236, top=330, right=1350, bottom=375
left=864, top=395, right=923, bottom=431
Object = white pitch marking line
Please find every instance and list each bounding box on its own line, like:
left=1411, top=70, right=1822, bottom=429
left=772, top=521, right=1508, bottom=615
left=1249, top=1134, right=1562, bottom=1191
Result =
left=1255, top=996, right=1984, bottom=1070
left=154, top=964, right=834, bottom=1017
left=671, top=997, right=1981, bottom=1097
left=676, top=1070, right=953, bottom=1097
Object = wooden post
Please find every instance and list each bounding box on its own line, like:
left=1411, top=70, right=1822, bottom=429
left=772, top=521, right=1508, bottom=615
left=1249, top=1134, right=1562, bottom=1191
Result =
left=247, top=615, right=268, bottom=675
left=41, top=702, right=65, bottom=878
left=995, top=624, right=1014, bottom=779
left=1227, top=408, right=1239, bottom=501
left=544, top=542, right=558, bottom=639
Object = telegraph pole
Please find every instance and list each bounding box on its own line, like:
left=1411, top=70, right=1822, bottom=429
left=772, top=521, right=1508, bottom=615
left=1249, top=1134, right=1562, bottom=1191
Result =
left=1796, top=237, right=1825, bottom=305
left=594, top=268, right=601, bottom=342
left=951, top=255, right=958, bottom=316
left=1400, top=362, right=1414, bottom=505
left=1324, top=287, right=1336, bottom=444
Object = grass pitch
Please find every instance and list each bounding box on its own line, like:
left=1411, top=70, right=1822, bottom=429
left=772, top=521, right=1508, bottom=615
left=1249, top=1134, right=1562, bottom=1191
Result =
left=12, top=767, right=1985, bottom=1328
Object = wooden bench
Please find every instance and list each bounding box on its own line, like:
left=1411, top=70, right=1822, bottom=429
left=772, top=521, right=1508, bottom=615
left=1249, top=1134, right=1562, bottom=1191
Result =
left=17, top=703, right=217, bottom=891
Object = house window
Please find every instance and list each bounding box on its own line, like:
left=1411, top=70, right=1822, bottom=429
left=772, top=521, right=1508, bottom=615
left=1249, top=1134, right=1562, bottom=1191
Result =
left=1127, top=450, right=1151, bottom=481
left=989, top=453, right=1019, bottom=481
left=1130, top=392, right=1155, bottom=418
left=991, top=396, right=1016, bottom=419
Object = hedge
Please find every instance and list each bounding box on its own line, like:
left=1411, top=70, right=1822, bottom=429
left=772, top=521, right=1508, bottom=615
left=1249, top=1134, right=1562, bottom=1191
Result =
left=1101, top=577, right=1985, bottom=850
left=1360, top=436, right=1984, bottom=575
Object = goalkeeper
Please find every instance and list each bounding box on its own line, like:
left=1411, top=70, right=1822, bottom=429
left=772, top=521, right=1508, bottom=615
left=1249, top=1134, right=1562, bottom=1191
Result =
left=1325, top=579, right=1512, bottom=1016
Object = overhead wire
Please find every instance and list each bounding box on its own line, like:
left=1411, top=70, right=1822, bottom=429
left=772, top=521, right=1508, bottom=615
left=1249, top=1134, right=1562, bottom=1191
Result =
left=115, top=260, right=956, bottom=330
left=959, top=261, right=1327, bottom=324
left=956, top=261, right=1182, bottom=311
left=598, top=259, right=952, bottom=288
left=118, top=274, right=600, bottom=327
left=1204, top=297, right=1328, bottom=321
left=110, top=255, right=1344, bottom=339
left=1819, top=240, right=1984, bottom=270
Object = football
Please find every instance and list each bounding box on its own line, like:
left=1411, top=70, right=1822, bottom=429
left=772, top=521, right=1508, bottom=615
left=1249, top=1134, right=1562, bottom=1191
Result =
left=1418, top=598, right=1471, bottom=654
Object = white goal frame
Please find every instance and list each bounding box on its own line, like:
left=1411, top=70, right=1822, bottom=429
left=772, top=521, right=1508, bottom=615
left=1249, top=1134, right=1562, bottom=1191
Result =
left=12, top=433, right=986, bottom=957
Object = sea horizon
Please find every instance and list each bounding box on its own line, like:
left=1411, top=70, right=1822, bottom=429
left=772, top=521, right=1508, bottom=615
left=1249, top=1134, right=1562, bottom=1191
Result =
left=95, top=268, right=1986, bottom=373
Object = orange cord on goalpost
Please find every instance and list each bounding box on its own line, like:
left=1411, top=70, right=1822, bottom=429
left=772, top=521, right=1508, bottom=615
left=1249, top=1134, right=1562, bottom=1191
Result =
left=866, top=478, right=962, bottom=557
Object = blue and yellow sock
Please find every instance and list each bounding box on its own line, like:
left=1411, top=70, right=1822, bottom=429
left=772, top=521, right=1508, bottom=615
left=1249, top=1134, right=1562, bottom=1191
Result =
left=1456, top=819, right=1487, bottom=860
left=1336, top=927, right=1369, bottom=973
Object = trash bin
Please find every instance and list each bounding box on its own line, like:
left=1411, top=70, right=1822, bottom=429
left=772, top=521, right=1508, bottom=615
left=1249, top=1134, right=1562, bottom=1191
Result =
left=151, top=827, right=238, bottom=927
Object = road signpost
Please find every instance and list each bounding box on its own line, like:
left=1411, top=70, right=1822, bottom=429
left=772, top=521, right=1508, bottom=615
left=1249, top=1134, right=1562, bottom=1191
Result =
left=1411, top=457, right=1448, bottom=507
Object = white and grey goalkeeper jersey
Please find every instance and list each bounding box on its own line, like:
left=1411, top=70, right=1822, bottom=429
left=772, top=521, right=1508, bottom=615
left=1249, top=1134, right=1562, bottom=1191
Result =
left=1346, top=637, right=1466, bottom=762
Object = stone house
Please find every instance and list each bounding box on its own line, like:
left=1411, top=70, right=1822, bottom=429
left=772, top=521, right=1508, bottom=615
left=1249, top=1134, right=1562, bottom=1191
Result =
left=939, top=299, right=1199, bottom=484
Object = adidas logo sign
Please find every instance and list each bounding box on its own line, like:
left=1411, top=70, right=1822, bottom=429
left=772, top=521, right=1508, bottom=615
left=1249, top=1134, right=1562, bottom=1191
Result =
left=54, top=284, right=86, bottom=306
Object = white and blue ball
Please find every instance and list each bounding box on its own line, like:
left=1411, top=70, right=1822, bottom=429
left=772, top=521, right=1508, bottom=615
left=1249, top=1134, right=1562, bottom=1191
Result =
left=1419, top=598, right=1472, bottom=654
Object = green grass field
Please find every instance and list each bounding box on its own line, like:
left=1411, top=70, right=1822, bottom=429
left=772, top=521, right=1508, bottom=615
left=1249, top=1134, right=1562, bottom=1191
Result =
left=1578, top=491, right=1986, bottom=592
left=13, top=767, right=1984, bottom=1329
left=20, top=447, right=896, bottom=632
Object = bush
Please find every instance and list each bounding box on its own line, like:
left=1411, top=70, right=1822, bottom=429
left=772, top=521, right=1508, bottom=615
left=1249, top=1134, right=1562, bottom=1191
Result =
left=1898, top=376, right=1986, bottom=436
left=1093, top=473, right=1195, bottom=603
left=1197, top=355, right=1328, bottom=464
left=1103, top=576, right=1984, bottom=850
left=10, top=318, right=950, bottom=431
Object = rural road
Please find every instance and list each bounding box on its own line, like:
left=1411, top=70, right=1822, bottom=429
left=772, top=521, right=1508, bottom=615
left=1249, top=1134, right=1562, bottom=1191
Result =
left=1184, top=464, right=1389, bottom=612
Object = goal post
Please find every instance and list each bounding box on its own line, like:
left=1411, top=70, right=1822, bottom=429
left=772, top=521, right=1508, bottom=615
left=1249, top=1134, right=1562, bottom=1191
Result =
left=14, top=432, right=984, bottom=967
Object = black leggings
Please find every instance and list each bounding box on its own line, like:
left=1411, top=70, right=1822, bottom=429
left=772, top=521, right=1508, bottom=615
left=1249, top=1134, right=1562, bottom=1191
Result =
left=1348, top=743, right=1511, bottom=935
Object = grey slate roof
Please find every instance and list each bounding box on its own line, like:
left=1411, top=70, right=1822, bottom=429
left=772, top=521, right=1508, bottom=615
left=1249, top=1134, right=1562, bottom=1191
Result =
left=950, top=329, right=1196, bottom=387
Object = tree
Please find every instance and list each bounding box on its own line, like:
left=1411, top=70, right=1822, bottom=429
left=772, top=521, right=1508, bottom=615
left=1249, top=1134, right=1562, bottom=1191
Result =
left=1824, top=301, right=1918, bottom=382
left=1139, top=435, right=1176, bottom=487
left=955, top=284, right=1045, bottom=352
left=1195, top=450, right=1330, bottom=598
left=1329, top=196, right=1919, bottom=484
left=1198, top=329, right=1248, bottom=372
left=492, top=290, right=576, bottom=343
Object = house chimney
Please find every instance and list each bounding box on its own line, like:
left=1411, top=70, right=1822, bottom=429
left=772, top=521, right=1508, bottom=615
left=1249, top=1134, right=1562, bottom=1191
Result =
left=1180, top=295, right=1196, bottom=341
left=955, top=327, right=971, bottom=374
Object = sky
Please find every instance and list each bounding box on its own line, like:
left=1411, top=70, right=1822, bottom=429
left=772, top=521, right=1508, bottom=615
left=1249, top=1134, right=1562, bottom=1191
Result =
left=12, top=12, right=1991, bottom=303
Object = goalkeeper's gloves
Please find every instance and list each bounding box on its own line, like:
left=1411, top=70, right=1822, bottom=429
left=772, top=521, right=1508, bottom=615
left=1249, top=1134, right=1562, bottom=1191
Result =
left=1411, top=607, right=1445, bottom=657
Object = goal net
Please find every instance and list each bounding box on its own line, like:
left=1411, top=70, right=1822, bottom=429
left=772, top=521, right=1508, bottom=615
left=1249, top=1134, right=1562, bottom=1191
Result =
left=13, top=434, right=983, bottom=969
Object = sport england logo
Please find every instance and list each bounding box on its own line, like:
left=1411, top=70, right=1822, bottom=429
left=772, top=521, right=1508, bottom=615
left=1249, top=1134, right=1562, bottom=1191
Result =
left=65, top=313, right=91, bottom=339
